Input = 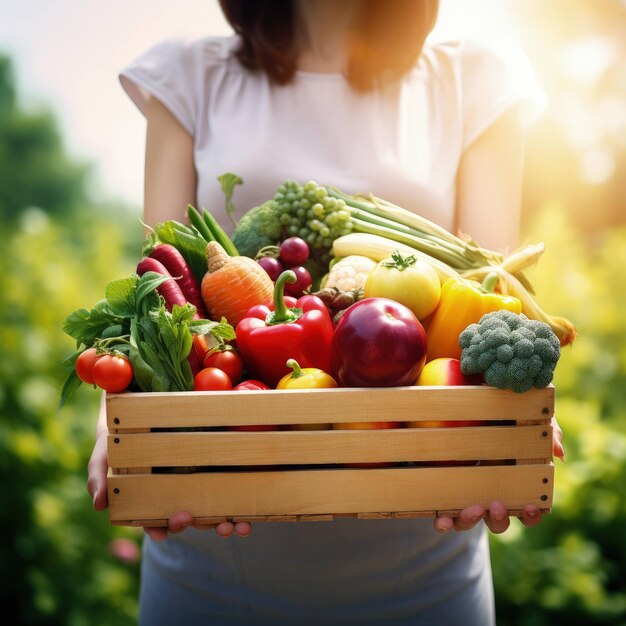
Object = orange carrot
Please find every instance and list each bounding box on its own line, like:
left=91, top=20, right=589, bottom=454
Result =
left=201, top=241, right=274, bottom=327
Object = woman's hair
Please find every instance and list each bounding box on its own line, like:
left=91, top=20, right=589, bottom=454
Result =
left=218, top=0, right=439, bottom=90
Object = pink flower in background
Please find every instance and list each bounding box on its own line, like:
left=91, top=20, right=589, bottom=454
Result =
left=109, top=538, right=140, bottom=564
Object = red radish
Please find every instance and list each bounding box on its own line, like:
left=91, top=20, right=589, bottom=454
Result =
left=136, top=257, right=204, bottom=375
left=137, top=258, right=188, bottom=310
left=149, top=244, right=208, bottom=318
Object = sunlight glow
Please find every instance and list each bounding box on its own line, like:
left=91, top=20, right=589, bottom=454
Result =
left=558, top=37, right=620, bottom=87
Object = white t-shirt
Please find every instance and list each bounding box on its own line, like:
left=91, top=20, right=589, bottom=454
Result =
left=120, top=34, right=544, bottom=234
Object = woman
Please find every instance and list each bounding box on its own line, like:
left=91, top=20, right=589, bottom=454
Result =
left=88, top=1, right=564, bottom=623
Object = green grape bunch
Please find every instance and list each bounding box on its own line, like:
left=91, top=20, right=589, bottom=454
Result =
left=274, top=180, right=354, bottom=251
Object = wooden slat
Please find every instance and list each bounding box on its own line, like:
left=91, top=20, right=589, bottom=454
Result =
left=358, top=512, right=394, bottom=520
left=516, top=419, right=553, bottom=466
left=109, top=427, right=150, bottom=474
left=106, top=385, right=554, bottom=430
left=108, top=464, right=554, bottom=522
left=108, top=424, right=552, bottom=468
left=111, top=509, right=552, bottom=527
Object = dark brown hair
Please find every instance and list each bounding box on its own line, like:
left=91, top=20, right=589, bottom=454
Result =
left=218, top=0, right=439, bottom=90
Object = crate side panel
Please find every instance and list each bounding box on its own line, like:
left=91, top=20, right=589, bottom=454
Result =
left=108, top=464, right=554, bottom=522
left=108, top=425, right=553, bottom=468
left=106, top=386, right=554, bottom=429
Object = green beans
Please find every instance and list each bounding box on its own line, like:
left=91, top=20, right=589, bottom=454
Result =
left=186, top=205, right=239, bottom=256
left=201, top=208, right=239, bottom=256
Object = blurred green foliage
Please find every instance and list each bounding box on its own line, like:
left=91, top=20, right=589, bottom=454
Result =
left=492, top=208, right=626, bottom=626
left=0, top=54, right=142, bottom=625
left=0, top=211, right=143, bottom=626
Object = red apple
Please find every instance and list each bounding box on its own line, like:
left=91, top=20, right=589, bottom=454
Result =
left=332, top=298, right=427, bottom=387
left=416, top=357, right=473, bottom=386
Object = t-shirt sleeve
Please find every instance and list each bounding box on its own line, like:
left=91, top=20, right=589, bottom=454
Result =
left=459, top=40, right=547, bottom=150
left=119, top=39, right=200, bottom=135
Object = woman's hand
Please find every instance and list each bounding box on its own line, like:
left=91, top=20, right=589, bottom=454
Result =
left=86, top=393, right=252, bottom=540
left=434, top=416, right=564, bottom=534
left=143, top=514, right=252, bottom=541
left=87, top=394, right=110, bottom=512
left=434, top=501, right=543, bottom=534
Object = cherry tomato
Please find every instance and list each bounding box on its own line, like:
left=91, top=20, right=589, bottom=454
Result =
left=92, top=355, right=133, bottom=393
left=230, top=379, right=276, bottom=430
left=194, top=367, right=232, bottom=391
left=202, top=349, right=244, bottom=385
left=233, top=380, right=270, bottom=391
left=257, top=256, right=284, bottom=281
left=279, top=237, right=309, bottom=267
left=75, top=348, right=100, bottom=384
left=284, top=265, right=312, bottom=297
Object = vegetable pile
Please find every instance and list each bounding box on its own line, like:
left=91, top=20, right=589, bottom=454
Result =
left=61, top=175, right=575, bottom=406
left=233, top=180, right=576, bottom=346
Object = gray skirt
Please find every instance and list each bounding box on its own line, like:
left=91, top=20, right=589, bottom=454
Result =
left=138, top=518, right=494, bottom=625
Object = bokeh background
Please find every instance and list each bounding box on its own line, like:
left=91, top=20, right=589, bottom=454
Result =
left=1, top=1, right=624, bottom=624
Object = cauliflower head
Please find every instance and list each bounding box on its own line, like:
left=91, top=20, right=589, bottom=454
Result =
left=324, top=255, right=376, bottom=291
left=459, top=309, right=560, bottom=393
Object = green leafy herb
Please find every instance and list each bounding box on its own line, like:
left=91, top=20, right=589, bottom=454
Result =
left=61, top=269, right=236, bottom=405
left=58, top=370, right=83, bottom=410
left=105, top=276, right=137, bottom=317
left=188, top=317, right=236, bottom=341
left=62, top=300, right=123, bottom=348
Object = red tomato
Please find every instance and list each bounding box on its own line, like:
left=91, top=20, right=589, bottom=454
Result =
left=230, top=379, right=274, bottom=430
left=202, top=350, right=243, bottom=385
left=75, top=348, right=100, bottom=384
left=92, top=355, right=133, bottom=393
left=194, top=367, right=232, bottom=391
left=233, top=380, right=271, bottom=391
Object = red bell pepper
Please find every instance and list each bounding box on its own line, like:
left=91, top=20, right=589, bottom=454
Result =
left=236, top=270, right=334, bottom=387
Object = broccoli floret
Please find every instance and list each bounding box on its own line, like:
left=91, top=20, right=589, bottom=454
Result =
left=459, top=310, right=560, bottom=393
left=231, top=200, right=284, bottom=257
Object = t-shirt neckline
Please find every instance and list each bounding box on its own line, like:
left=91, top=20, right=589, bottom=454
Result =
left=295, top=69, right=346, bottom=80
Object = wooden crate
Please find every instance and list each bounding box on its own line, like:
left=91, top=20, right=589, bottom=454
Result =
left=106, top=385, right=555, bottom=526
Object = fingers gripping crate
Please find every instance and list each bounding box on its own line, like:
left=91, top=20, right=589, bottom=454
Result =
left=106, top=385, right=555, bottom=526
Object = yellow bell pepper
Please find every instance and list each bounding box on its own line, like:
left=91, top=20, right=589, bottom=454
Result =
left=277, top=359, right=337, bottom=430
left=425, top=272, right=522, bottom=361
left=276, top=359, right=338, bottom=390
